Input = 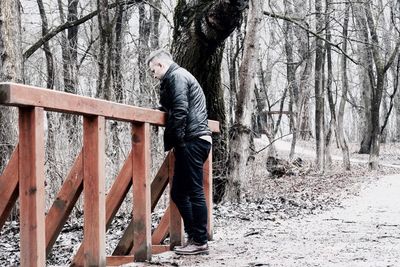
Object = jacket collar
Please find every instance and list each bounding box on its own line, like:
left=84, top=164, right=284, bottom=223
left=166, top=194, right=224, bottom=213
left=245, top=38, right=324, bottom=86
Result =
left=161, top=63, right=179, bottom=82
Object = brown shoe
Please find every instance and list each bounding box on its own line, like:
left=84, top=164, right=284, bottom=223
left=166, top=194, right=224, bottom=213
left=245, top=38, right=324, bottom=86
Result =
left=174, top=242, right=209, bottom=255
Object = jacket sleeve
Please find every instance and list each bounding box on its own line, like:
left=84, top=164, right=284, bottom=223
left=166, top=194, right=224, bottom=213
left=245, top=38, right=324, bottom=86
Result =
left=166, top=73, right=189, bottom=145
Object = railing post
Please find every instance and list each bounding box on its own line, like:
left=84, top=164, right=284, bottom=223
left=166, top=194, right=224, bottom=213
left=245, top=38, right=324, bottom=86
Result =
left=83, top=116, right=106, bottom=266
left=203, top=151, right=213, bottom=240
left=132, top=122, right=151, bottom=261
left=168, top=151, right=184, bottom=248
left=18, top=107, right=46, bottom=267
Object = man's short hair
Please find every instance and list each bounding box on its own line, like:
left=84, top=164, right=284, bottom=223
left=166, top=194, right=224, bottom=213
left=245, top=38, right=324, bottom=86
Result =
left=146, top=49, right=174, bottom=66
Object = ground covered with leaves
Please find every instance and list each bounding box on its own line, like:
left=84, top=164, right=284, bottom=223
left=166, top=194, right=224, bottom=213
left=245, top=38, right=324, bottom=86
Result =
left=1, top=139, right=399, bottom=266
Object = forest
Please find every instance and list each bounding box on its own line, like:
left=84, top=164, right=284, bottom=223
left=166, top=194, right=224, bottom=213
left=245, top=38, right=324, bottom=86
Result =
left=1, top=0, right=400, bottom=265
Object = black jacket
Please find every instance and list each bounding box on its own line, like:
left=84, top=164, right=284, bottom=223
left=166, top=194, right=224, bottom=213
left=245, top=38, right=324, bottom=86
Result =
left=160, top=63, right=211, bottom=151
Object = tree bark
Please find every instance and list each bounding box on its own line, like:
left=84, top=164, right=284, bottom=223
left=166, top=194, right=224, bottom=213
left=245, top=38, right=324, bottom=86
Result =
left=353, top=3, right=374, bottom=154
left=171, top=0, right=247, bottom=202
left=150, top=0, right=161, bottom=50
left=37, top=0, right=54, bottom=89
left=96, top=0, right=113, bottom=100
left=283, top=0, right=299, bottom=160
left=295, top=10, right=313, bottom=142
left=324, top=0, right=334, bottom=169
left=0, top=0, right=22, bottom=173
left=227, top=0, right=262, bottom=202
left=138, top=2, right=151, bottom=105
left=364, top=1, right=400, bottom=169
left=337, top=1, right=351, bottom=170
left=394, top=55, right=400, bottom=141
left=314, top=0, right=325, bottom=170
left=37, top=0, right=58, bottom=184
left=57, top=0, right=80, bottom=147
left=57, top=0, right=77, bottom=94
left=113, top=3, right=125, bottom=103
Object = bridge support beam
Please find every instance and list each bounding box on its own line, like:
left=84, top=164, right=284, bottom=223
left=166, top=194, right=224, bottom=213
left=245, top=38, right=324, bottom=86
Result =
left=83, top=116, right=106, bottom=266
left=132, top=122, right=151, bottom=261
left=19, top=107, right=46, bottom=267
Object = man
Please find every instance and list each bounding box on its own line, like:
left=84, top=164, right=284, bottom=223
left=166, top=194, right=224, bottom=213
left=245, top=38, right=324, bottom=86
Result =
left=147, top=49, right=212, bottom=255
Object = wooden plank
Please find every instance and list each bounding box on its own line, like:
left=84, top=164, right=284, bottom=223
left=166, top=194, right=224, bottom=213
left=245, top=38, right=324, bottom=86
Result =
left=106, top=150, right=133, bottom=229
left=106, top=256, right=134, bottom=266
left=107, top=246, right=168, bottom=266
left=112, top=218, right=134, bottom=256
left=45, top=150, right=83, bottom=256
left=72, top=151, right=133, bottom=266
left=152, top=245, right=170, bottom=254
left=204, top=151, right=213, bottom=240
left=0, top=145, right=19, bottom=231
left=83, top=116, right=106, bottom=266
left=0, top=83, right=220, bottom=132
left=151, top=151, right=173, bottom=211
left=169, top=151, right=184, bottom=249
left=112, top=154, right=170, bottom=255
left=132, top=122, right=152, bottom=261
left=18, top=107, right=46, bottom=266
left=151, top=205, right=170, bottom=245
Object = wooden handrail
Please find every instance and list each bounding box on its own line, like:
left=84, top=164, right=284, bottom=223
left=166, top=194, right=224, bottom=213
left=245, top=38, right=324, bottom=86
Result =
left=0, top=82, right=220, bottom=132
left=0, top=82, right=217, bottom=266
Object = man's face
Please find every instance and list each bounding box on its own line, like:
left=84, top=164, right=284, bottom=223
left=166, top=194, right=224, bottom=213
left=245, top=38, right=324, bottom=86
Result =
left=149, top=59, right=166, bottom=80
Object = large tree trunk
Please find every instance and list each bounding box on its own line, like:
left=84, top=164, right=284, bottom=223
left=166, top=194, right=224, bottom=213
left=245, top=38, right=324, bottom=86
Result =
left=324, top=0, right=334, bottom=169
left=37, top=0, right=58, bottom=184
left=314, top=0, right=325, bottom=170
left=284, top=0, right=299, bottom=160
left=0, top=0, right=22, bottom=173
left=171, top=0, right=247, bottom=203
left=227, top=0, right=262, bottom=202
left=353, top=3, right=374, bottom=154
left=113, top=4, right=125, bottom=103
left=293, top=0, right=313, bottom=142
left=150, top=0, right=161, bottom=50
left=138, top=2, right=151, bottom=105
left=394, top=56, right=400, bottom=141
left=57, top=0, right=78, bottom=94
left=364, top=2, right=400, bottom=169
left=96, top=0, right=113, bottom=100
left=57, top=0, right=79, bottom=148
left=37, top=0, right=54, bottom=89
left=338, top=1, right=351, bottom=170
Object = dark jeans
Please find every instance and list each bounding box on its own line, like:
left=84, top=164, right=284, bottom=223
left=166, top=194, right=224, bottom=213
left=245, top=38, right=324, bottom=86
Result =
left=171, top=138, right=212, bottom=245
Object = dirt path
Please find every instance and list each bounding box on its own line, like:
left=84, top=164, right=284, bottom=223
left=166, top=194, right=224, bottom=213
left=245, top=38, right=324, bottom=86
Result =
left=126, top=173, right=400, bottom=267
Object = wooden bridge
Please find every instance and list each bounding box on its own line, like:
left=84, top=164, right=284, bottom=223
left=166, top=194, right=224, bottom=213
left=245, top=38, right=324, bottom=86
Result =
left=0, top=83, right=219, bottom=266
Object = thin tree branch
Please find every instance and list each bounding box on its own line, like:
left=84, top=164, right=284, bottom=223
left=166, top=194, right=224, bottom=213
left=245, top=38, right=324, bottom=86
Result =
left=143, top=0, right=173, bottom=28
left=24, top=0, right=142, bottom=60
left=384, top=40, right=400, bottom=73
left=263, top=10, right=359, bottom=65
left=381, top=54, right=400, bottom=134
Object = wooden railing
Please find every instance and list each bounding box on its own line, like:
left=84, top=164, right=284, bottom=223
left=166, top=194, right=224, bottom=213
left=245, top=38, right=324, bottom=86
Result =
left=0, top=82, right=219, bottom=266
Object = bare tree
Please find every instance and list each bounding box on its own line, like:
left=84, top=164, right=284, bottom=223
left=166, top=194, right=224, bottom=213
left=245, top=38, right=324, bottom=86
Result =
left=171, top=0, right=248, bottom=202
left=283, top=0, right=300, bottom=160
left=96, top=0, right=114, bottom=100
left=36, top=0, right=59, bottom=184
left=37, top=0, right=54, bottom=89
left=0, top=0, right=23, bottom=173
left=228, top=0, right=263, bottom=201
left=293, top=0, right=313, bottom=142
left=364, top=1, right=400, bottom=169
left=353, top=2, right=374, bottom=154
left=338, top=1, right=351, bottom=170
left=314, top=0, right=326, bottom=170
left=57, top=0, right=78, bottom=94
